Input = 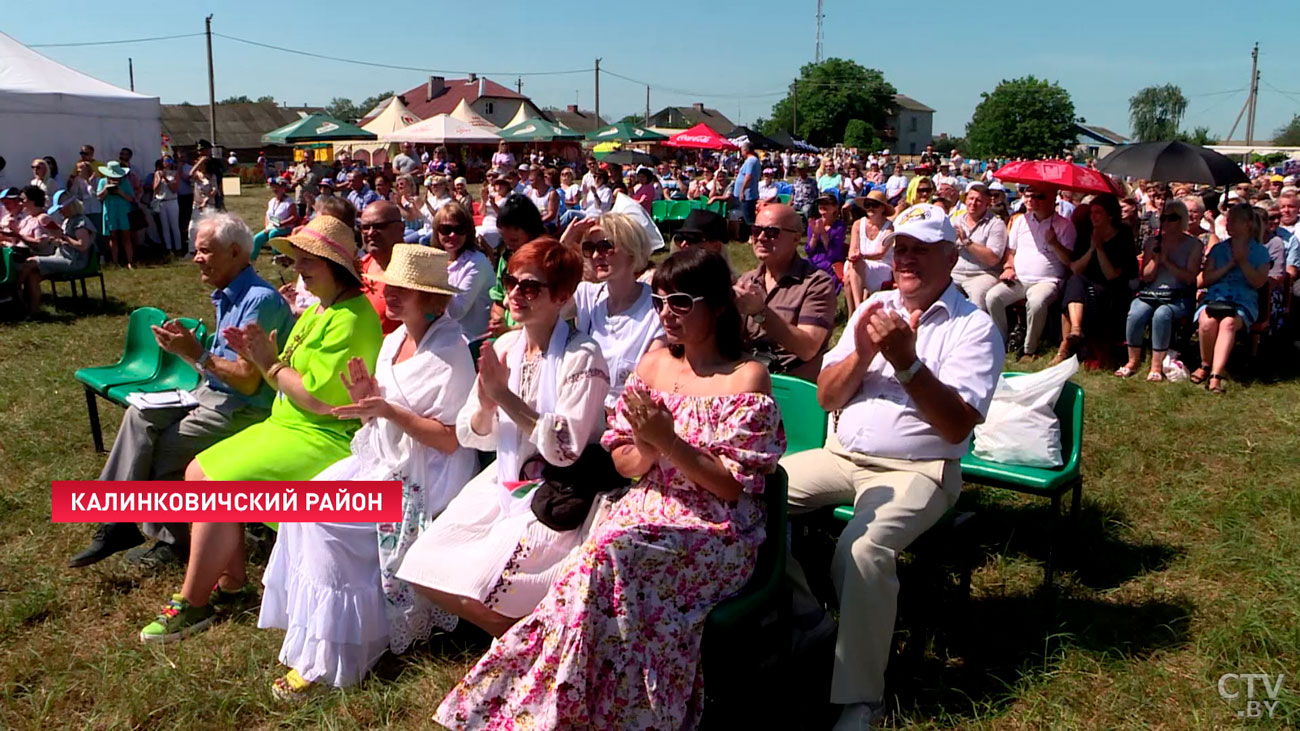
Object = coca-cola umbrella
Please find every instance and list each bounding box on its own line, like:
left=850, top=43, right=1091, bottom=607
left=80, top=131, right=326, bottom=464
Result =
left=992, top=159, right=1124, bottom=196
left=663, top=123, right=739, bottom=151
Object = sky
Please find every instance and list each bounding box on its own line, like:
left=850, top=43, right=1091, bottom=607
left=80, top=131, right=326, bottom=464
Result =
left=5, top=0, right=1298, bottom=142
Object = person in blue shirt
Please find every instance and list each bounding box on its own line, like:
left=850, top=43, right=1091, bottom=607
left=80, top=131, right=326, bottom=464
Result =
left=1192, top=203, right=1271, bottom=393
left=345, top=170, right=380, bottom=213
left=732, top=142, right=762, bottom=228
left=68, top=212, right=295, bottom=569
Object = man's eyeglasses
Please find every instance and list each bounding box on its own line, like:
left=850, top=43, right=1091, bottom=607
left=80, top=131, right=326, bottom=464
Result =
left=1267, top=214, right=1282, bottom=222
left=501, top=273, right=548, bottom=300
left=436, top=224, right=464, bottom=237
left=580, top=239, right=616, bottom=258
left=651, top=292, right=705, bottom=315
left=359, top=219, right=402, bottom=231
left=752, top=225, right=800, bottom=239
left=1024, top=192, right=1050, bottom=201
left=672, top=233, right=703, bottom=246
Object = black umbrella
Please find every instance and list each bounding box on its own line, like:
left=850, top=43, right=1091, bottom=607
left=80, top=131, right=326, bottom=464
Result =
left=602, top=149, right=659, bottom=166
left=725, top=125, right=782, bottom=151
left=1096, top=141, right=1247, bottom=186
left=767, top=130, right=820, bottom=153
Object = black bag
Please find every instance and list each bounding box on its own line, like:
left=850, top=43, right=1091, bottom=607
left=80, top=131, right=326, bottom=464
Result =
left=1202, top=300, right=1239, bottom=320
left=523, top=444, right=629, bottom=532
left=1137, top=287, right=1177, bottom=305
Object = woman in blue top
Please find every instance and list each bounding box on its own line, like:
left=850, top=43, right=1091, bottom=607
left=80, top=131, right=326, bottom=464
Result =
left=1192, top=203, right=1271, bottom=393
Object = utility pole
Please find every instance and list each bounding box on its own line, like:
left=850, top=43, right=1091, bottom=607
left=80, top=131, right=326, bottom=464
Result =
left=815, top=0, right=824, bottom=63
left=645, top=86, right=650, bottom=126
left=792, top=81, right=798, bottom=135
left=1244, top=43, right=1260, bottom=160
left=517, top=77, right=523, bottom=95
left=594, top=58, right=601, bottom=126
left=205, top=15, right=217, bottom=148
left=128, top=58, right=134, bottom=91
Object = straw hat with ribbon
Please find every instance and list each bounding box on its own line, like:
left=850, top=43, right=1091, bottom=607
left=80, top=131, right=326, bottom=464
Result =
left=363, top=244, right=461, bottom=296
left=270, top=215, right=362, bottom=282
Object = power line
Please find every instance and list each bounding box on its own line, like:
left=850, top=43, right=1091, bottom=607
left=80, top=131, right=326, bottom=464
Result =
left=601, top=68, right=785, bottom=99
left=29, top=33, right=205, bottom=48
left=213, top=33, right=590, bottom=77
left=1261, top=81, right=1300, bottom=107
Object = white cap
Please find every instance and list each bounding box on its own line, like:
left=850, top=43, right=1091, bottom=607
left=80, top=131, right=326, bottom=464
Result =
left=881, top=204, right=956, bottom=247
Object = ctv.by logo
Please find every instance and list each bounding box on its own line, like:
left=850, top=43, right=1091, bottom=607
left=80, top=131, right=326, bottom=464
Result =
left=1218, top=673, right=1285, bottom=719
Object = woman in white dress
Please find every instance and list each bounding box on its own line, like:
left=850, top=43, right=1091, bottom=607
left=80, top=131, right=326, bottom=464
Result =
left=431, top=202, right=495, bottom=340
left=397, top=237, right=610, bottom=637
left=258, top=244, right=478, bottom=701
left=844, top=189, right=895, bottom=312
left=560, top=212, right=665, bottom=411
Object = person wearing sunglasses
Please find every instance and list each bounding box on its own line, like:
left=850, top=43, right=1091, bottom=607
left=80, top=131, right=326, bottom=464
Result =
left=560, top=214, right=665, bottom=411
left=431, top=203, right=495, bottom=341
left=733, top=203, right=837, bottom=381
left=486, top=194, right=547, bottom=337
left=398, top=237, right=610, bottom=638
left=949, top=183, right=1007, bottom=314
left=1120, top=198, right=1202, bottom=381
left=905, top=175, right=935, bottom=208
left=785, top=202, right=1002, bottom=730
left=806, top=191, right=848, bottom=293
left=986, top=183, right=1077, bottom=360
left=433, top=246, right=784, bottom=728
left=358, top=200, right=406, bottom=334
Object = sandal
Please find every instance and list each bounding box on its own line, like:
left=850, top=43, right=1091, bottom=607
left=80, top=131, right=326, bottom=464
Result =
left=1208, top=374, right=1227, bottom=394
left=1189, top=367, right=1209, bottom=385
left=1114, top=365, right=1138, bottom=378
left=271, top=669, right=316, bottom=704
left=1146, top=371, right=1164, bottom=383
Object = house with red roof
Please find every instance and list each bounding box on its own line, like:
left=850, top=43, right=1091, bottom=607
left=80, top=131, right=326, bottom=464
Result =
left=379, top=74, right=546, bottom=129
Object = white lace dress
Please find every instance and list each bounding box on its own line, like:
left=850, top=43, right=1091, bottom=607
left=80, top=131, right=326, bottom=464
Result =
left=258, top=316, right=478, bottom=687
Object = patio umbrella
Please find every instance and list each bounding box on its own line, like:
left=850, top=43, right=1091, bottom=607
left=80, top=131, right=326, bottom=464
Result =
left=261, top=113, right=376, bottom=144
left=725, top=125, right=781, bottom=151
left=602, top=149, right=659, bottom=166
left=992, top=159, right=1124, bottom=196
left=497, top=117, right=584, bottom=142
left=1095, top=141, right=1247, bottom=186
left=663, top=123, right=738, bottom=151
left=768, top=131, right=820, bottom=152
left=585, top=121, right=668, bottom=142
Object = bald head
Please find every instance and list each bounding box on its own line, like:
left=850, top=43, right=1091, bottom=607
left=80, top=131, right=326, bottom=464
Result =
left=758, top=202, right=801, bottom=231
left=359, top=200, right=403, bottom=266
left=751, top=203, right=802, bottom=269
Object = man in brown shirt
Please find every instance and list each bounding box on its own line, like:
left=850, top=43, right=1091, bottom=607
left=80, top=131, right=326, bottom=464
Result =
left=734, top=203, right=837, bottom=380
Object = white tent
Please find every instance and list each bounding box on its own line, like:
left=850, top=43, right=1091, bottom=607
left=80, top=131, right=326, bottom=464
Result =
left=362, top=96, right=422, bottom=136
left=380, top=114, right=499, bottom=145
left=334, top=95, right=422, bottom=163
left=0, top=32, right=160, bottom=185
left=504, top=104, right=532, bottom=129
left=448, top=99, right=502, bottom=135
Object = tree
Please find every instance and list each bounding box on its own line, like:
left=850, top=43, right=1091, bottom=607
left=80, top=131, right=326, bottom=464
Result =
left=1275, top=115, right=1300, bottom=146
left=965, top=76, right=1078, bottom=159
left=1177, top=126, right=1215, bottom=146
left=932, top=136, right=968, bottom=156
left=842, top=119, right=880, bottom=150
left=357, top=91, right=395, bottom=119
left=219, top=94, right=252, bottom=104
left=619, top=113, right=645, bottom=125
left=256, top=95, right=276, bottom=104
left=326, top=97, right=362, bottom=122
left=1129, top=84, right=1188, bottom=142
left=759, top=58, right=896, bottom=148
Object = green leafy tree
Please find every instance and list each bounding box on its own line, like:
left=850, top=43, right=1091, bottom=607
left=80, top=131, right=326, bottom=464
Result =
left=932, top=136, right=968, bottom=156
left=326, top=97, right=361, bottom=122
left=1129, top=84, right=1188, bottom=142
left=1176, top=126, right=1215, bottom=146
left=219, top=95, right=252, bottom=104
left=965, top=76, right=1078, bottom=159
left=759, top=58, right=896, bottom=148
left=256, top=95, right=276, bottom=104
left=1275, top=115, right=1300, bottom=146
left=843, top=119, right=880, bottom=150
left=357, top=91, right=395, bottom=119
left=619, top=113, right=645, bottom=125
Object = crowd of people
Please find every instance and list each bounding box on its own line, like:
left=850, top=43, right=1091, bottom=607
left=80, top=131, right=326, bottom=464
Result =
left=32, top=133, right=1299, bottom=729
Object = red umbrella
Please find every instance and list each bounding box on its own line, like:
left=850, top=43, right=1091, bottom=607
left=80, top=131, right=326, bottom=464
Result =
left=662, top=123, right=739, bottom=150
left=992, top=159, right=1124, bottom=196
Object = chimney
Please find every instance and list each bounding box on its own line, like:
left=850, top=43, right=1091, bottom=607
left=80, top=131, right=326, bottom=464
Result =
left=467, top=72, right=477, bottom=83
left=479, top=78, right=486, bottom=97
left=426, top=76, right=445, bottom=102
left=692, top=102, right=705, bottom=112
left=566, top=104, right=578, bottom=113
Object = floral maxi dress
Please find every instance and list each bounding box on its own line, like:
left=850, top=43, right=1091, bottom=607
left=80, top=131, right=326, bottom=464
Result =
left=434, top=374, right=785, bottom=730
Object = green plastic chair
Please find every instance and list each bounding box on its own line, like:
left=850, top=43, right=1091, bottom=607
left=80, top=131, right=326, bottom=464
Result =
left=771, top=373, right=826, bottom=456
left=668, top=200, right=694, bottom=221
left=47, top=248, right=106, bottom=303
left=777, top=194, right=792, bottom=205
left=0, top=247, right=14, bottom=287
left=74, top=307, right=168, bottom=393
left=706, top=466, right=788, bottom=627
left=104, top=319, right=207, bottom=404
left=651, top=199, right=671, bottom=223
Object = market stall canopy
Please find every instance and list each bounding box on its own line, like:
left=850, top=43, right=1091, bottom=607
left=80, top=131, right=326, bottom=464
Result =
left=497, top=117, right=584, bottom=142
left=262, top=113, right=376, bottom=144
left=662, top=123, right=739, bottom=150
left=725, top=125, right=781, bottom=151
left=992, top=159, right=1124, bottom=196
left=379, top=114, right=500, bottom=144
left=1096, top=141, right=1248, bottom=186
left=504, top=104, right=532, bottom=129
left=585, top=121, right=668, bottom=143
left=767, top=130, right=819, bottom=152
left=360, top=96, right=421, bottom=136
left=448, top=99, right=502, bottom=134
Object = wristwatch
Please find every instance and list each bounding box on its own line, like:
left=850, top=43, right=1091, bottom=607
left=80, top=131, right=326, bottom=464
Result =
left=196, top=349, right=213, bottom=372
left=751, top=308, right=767, bottom=325
left=895, top=358, right=923, bottom=384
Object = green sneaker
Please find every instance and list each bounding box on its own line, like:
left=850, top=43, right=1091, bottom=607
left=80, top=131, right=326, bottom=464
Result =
left=139, top=594, right=215, bottom=642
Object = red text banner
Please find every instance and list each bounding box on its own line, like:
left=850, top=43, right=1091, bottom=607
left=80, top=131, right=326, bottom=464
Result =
left=50, top=481, right=402, bottom=523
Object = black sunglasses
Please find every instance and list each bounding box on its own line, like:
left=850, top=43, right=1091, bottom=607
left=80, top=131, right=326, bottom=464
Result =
left=651, top=292, right=704, bottom=315
left=359, top=219, right=402, bottom=231
left=436, top=224, right=464, bottom=236
left=1024, top=192, right=1049, bottom=200
left=752, top=225, right=799, bottom=239
left=916, top=187, right=934, bottom=194
left=501, top=273, right=548, bottom=300
left=580, top=239, right=616, bottom=258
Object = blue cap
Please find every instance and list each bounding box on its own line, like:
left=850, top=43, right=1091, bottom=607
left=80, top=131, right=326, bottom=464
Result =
left=816, top=188, right=841, bottom=204
left=0, top=187, right=19, bottom=199
left=47, top=189, right=74, bottom=214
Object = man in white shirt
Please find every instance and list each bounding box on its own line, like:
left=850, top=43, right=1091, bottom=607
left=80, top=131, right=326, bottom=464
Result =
left=392, top=142, right=419, bottom=178
left=986, top=184, right=1077, bottom=359
left=885, top=167, right=909, bottom=206
left=783, top=203, right=1003, bottom=731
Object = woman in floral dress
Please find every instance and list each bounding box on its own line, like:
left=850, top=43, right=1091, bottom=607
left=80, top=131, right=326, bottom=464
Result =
left=435, top=247, right=785, bottom=729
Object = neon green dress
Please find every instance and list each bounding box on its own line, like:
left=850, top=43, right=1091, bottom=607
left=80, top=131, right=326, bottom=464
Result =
left=196, top=294, right=383, bottom=481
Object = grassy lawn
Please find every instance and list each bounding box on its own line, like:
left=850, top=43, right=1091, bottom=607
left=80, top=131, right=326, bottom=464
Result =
left=1, top=187, right=1298, bottom=729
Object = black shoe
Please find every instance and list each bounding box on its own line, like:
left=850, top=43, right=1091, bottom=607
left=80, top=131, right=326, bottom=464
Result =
left=124, top=540, right=186, bottom=568
left=68, top=523, right=144, bottom=568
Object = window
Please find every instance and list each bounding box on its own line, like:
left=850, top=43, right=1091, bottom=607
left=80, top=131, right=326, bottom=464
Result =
left=486, top=102, right=495, bottom=115
left=909, top=142, right=917, bottom=154
left=909, top=116, right=918, bottom=132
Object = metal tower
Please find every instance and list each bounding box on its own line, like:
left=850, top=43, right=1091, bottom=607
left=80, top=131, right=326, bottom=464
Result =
left=815, top=0, right=824, bottom=63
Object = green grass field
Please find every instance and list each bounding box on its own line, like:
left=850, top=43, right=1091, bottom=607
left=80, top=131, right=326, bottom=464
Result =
left=1, top=187, right=1298, bottom=729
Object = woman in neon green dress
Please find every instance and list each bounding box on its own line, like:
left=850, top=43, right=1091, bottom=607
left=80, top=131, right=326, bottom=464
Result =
left=140, top=215, right=384, bottom=642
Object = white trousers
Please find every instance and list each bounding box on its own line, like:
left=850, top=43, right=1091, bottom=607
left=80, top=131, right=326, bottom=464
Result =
left=986, top=279, right=1060, bottom=354
left=157, top=198, right=181, bottom=252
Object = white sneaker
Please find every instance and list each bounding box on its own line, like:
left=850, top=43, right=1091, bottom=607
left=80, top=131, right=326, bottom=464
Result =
left=831, top=701, right=885, bottom=731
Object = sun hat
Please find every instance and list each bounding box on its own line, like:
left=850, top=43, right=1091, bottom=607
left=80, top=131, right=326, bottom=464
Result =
left=880, top=203, right=956, bottom=247
left=1, top=187, right=20, bottom=199
left=678, top=209, right=728, bottom=241
left=856, top=189, right=895, bottom=216
left=362, top=244, right=460, bottom=296
left=47, top=189, right=76, bottom=214
left=98, top=161, right=129, bottom=179
left=269, top=215, right=362, bottom=281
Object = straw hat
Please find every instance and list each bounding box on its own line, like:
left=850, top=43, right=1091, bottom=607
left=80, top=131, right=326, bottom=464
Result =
left=857, top=189, right=895, bottom=216
left=363, top=244, right=460, bottom=296
left=269, top=215, right=361, bottom=281
left=98, top=161, right=129, bottom=179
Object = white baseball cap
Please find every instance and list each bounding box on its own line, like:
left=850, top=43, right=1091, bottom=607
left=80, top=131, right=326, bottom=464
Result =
left=880, top=204, right=956, bottom=247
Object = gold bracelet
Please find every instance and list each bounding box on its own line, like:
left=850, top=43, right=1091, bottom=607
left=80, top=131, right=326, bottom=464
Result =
left=265, top=361, right=287, bottom=382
